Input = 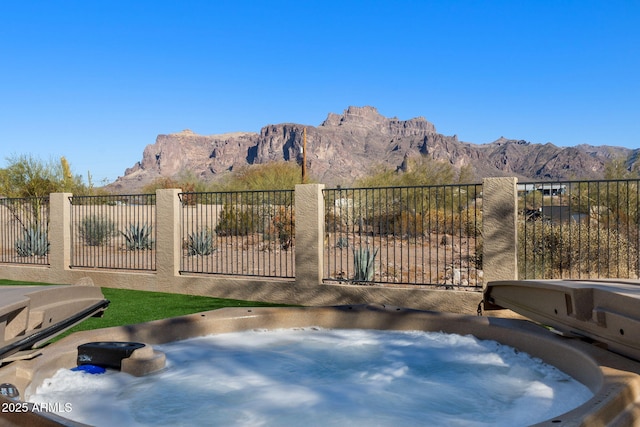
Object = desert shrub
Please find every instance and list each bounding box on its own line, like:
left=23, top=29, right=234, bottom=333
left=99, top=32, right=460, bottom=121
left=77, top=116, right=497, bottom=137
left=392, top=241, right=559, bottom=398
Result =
left=460, top=205, right=482, bottom=237
left=79, top=214, right=116, bottom=246
left=220, top=161, right=304, bottom=191
left=365, top=211, right=424, bottom=237
left=420, top=207, right=482, bottom=238
left=325, top=207, right=355, bottom=233
left=15, top=223, right=49, bottom=256
left=1, top=154, right=89, bottom=198
left=187, top=228, right=216, bottom=256
left=423, top=209, right=456, bottom=235
left=143, top=172, right=210, bottom=192
left=470, top=236, right=483, bottom=269
left=361, top=206, right=482, bottom=238
left=121, top=222, right=154, bottom=250
left=324, top=211, right=342, bottom=232
left=398, top=212, right=424, bottom=237
left=519, top=220, right=639, bottom=279
left=215, top=204, right=255, bottom=236
left=143, top=172, right=212, bottom=206
left=355, top=157, right=457, bottom=188
left=263, top=206, right=295, bottom=249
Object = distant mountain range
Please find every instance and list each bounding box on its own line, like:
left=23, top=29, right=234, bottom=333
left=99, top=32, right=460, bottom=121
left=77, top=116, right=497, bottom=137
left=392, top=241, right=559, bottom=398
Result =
left=109, top=106, right=639, bottom=192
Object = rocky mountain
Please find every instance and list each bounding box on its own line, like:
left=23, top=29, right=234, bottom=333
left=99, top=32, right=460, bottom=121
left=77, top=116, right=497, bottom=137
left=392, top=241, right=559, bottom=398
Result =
left=109, top=106, right=637, bottom=192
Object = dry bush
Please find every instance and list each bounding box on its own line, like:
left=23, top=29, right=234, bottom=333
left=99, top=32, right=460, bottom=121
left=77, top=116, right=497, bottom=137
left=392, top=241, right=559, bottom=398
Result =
left=365, top=211, right=424, bottom=237
left=215, top=204, right=255, bottom=236
left=263, top=206, right=295, bottom=250
left=361, top=207, right=481, bottom=239
left=519, top=220, right=639, bottom=279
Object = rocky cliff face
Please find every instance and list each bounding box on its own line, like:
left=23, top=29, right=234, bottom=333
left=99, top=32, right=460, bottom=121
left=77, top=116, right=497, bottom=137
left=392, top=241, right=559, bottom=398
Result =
left=117, top=130, right=259, bottom=190
left=110, top=106, right=634, bottom=192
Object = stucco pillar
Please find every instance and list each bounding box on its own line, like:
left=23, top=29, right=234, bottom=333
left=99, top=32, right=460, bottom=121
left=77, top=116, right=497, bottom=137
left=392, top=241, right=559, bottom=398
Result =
left=295, top=184, right=325, bottom=286
left=49, top=193, right=72, bottom=272
left=482, top=177, right=518, bottom=285
left=156, top=189, right=182, bottom=289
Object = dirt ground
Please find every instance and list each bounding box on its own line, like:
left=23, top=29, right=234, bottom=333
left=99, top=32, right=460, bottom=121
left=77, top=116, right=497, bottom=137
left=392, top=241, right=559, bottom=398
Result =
left=4, top=231, right=482, bottom=289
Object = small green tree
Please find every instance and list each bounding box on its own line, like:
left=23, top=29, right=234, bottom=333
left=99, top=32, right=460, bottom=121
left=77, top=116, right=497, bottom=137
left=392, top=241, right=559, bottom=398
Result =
left=604, top=158, right=639, bottom=180
left=0, top=155, right=85, bottom=250
left=457, top=164, right=477, bottom=184
left=220, top=161, right=305, bottom=191
left=142, top=170, right=211, bottom=194
left=0, top=154, right=87, bottom=198
left=356, top=156, right=457, bottom=188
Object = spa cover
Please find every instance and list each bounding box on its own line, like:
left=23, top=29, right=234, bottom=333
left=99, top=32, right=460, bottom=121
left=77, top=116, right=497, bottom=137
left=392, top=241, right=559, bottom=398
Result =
left=485, top=279, right=640, bottom=362
left=0, top=285, right=109, bottom=363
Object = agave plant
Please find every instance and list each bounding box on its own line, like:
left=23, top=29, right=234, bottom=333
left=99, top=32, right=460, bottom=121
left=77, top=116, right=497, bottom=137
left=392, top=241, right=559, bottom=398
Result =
left=121, top=222, right=154, bottom=250
left=15, top=223, right=50, bottom=257
left=187, top=228, right=216, bottom=256
left=352, top=244, right=379, bottom=282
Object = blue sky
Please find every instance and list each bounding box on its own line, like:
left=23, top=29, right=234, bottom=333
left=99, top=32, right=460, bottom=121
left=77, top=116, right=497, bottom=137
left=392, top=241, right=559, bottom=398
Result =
left=1, top=1, right=639, bottom=184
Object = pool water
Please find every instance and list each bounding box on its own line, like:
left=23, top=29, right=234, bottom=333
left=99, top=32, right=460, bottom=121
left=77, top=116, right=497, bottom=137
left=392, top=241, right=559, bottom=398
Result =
left=28, top=328, right=593, bottom=426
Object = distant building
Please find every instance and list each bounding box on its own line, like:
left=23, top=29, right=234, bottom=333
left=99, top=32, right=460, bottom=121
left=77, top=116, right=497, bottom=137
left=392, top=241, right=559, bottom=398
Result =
left=523, top=205, right=588, bottom=224
left=517, top=183, right=567, bottom=196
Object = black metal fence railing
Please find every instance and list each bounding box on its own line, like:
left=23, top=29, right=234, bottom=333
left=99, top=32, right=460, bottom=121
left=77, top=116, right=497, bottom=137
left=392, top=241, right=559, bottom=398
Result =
left=69, top=194, right=157, bottom=271
left=323, top=184, right=483, bottom=288
left=179, top=190, right=295, bottom=278
left=0, top=196, right=50, bottom=265
left=518, top=179, right=640, bottom=279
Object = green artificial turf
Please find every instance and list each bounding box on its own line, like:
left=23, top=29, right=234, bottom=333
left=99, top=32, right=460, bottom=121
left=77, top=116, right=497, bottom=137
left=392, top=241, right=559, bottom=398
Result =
left=0, top=280, right=293, bottom=340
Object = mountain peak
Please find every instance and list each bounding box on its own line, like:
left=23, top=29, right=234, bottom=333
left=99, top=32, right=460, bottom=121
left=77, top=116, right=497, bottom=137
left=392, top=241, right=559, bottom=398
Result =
left=320, top=106, right=436, bottom=135
left=321, top=106, right=385, bottom=127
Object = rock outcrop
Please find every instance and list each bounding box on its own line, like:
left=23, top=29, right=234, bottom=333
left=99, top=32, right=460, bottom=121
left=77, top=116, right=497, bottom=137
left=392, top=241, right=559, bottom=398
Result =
left=109, top=106, right=635, bottom=193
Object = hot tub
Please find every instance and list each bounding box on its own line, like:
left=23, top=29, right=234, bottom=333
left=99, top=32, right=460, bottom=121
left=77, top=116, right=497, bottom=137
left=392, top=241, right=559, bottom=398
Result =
left=2, top=301, right=640, bottom=426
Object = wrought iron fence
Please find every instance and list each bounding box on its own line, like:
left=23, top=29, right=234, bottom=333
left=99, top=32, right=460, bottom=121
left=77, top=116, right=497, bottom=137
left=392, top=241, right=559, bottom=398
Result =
left=179, top=190, right=295, bottom=278
left=69, top=194, right=156, bottom=270
left=0, top=196, right=50, bottom=265
left=323, top=184, right=483, bottom=287
left=518, top=179, right=640, bottom=279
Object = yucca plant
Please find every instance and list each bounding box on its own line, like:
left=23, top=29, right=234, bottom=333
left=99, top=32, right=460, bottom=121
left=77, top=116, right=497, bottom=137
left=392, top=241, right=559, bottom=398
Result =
left=122, top=222, right=154, bottom=250
left=352, top=245, right=379, bottom=282
left=15, top=223, right=50, bottom=257
left=79, top=214, right=116, bottom=246
left=187, top=228, right=216, bottom=256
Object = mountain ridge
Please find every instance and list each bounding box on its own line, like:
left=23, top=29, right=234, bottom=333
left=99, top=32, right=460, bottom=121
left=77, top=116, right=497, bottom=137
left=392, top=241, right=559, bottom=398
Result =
left=109, top=106, right=638, bottom=192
